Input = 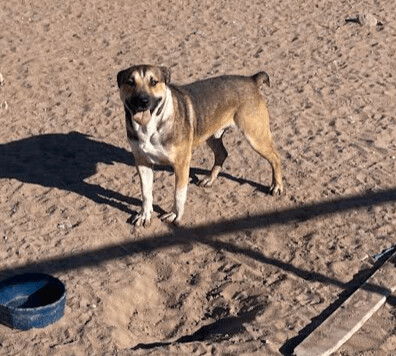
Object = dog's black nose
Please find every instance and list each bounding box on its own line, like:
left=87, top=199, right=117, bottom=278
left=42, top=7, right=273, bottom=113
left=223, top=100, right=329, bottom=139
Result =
left=127, top=95, right=151, bottom=113
left=139, top=96, right=149, bottom=107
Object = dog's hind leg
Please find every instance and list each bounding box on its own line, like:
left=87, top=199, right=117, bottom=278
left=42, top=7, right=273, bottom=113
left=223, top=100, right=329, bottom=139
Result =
left=248, top=137, right=283, bottom=195
left=235, top=102, right=283, bottom=195
left=198, top=135, right=228, bottom=187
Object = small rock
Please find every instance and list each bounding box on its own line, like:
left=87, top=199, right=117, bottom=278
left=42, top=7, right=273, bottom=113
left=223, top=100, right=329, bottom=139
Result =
left=358, top=13, right=379, bottom=27
left=0, top=73, right=4, bottom=86
left=0, top=101, right=8, bottom=110
left=10, top=202, right=19, bottom=215
left=345, top=13, right=382, bottom=27
left=254, top=47, right=263, bottom=58
left=57, top=221, right=73, bottom=230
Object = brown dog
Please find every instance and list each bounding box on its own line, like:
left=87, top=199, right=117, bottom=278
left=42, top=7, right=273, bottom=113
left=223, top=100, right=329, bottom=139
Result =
left=117, top=65, right=283, bottom=226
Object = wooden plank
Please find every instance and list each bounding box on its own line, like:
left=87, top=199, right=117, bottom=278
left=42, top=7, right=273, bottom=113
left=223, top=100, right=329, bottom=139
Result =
left=294, top=251, right=396, bottom=356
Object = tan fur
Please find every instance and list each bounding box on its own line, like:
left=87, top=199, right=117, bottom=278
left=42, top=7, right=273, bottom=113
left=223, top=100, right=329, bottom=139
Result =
left=117, top=64, right=283, bottom=226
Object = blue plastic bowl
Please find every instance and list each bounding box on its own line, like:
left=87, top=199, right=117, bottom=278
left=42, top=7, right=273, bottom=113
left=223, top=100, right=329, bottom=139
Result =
left=0, top=273, right=66, bottom=330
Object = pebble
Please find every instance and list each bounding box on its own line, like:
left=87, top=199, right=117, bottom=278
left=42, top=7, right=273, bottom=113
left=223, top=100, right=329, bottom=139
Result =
left=57, top=221, right=73, bottom=230
left=358, top=13, right=379, bottom=27
left=345, top=13, right=382, bottom=27
left=0, top=72, right=3, bottom=86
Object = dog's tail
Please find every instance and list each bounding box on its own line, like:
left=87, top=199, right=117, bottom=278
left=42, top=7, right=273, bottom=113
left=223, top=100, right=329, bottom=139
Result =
left=252, top=71, right=270, bottom=87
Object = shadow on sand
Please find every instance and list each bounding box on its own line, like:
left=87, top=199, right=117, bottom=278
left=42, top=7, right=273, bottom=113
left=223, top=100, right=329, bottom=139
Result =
left=0, top=131, right=271, bottom=217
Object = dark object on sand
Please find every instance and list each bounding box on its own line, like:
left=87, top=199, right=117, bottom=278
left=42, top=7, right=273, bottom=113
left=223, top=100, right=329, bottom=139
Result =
left=0, top=273, right=66, bottom=330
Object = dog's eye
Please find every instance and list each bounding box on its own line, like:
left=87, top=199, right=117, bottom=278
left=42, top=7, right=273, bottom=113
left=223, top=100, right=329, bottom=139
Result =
left=150, top=78, right=158, bottom=87
left=126, top=79, right=135, bottom=86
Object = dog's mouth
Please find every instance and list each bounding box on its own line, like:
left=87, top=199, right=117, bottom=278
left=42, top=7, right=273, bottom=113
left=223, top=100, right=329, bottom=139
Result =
left=125, top=97, right=162, bottom=126
left=123, top=101, right=152, bottom=126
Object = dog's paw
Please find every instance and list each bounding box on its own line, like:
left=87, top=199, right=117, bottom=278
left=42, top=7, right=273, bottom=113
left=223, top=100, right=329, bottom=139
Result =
left=270, top=182, right=283, bottom=195
left=160, top=212, right=179, bottom=224
left=131, top=211, right=152, bottom=227
left=198, top=177, right=214, bottom=187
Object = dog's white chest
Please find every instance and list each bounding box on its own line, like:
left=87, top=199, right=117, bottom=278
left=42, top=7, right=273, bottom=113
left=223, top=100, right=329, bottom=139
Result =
left=139, top=131, right=167, bottom=163
left=129, top=119, right=171, bottom=164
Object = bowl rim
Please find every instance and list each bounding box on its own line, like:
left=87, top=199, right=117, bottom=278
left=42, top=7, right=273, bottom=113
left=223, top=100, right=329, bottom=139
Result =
left=0, top=273, right=66, bottom=312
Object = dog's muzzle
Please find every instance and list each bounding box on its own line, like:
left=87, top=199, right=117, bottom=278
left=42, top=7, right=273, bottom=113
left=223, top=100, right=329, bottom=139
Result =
left=126, top=95, right=162, bottom=126
left=126, top=95, right=151, bottom=113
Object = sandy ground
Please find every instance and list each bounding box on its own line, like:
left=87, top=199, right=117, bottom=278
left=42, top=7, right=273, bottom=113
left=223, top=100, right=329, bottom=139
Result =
left=1, top=0, right=395, bottom=355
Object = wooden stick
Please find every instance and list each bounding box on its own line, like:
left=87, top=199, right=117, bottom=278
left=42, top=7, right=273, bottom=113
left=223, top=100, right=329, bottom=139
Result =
left=294, top=250, right=396, bottom=356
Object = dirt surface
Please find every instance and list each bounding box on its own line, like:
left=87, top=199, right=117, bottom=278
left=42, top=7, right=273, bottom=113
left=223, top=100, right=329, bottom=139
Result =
left=0, top=0, right=395, bottom=355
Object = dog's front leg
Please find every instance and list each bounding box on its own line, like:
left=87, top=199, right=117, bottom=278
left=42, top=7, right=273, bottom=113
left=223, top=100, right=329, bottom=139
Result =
left=161, top=156, right=191, bottom=225
left=132, top=158, right=154, bottom=227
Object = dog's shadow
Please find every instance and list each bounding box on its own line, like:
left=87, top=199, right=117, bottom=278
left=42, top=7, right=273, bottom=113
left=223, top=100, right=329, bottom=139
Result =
left=0, top=131, right=269, bottom=219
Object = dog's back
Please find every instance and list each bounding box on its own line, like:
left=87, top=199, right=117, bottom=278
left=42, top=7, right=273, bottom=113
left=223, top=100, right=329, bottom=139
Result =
left=178, top=74, right=267, bottom=143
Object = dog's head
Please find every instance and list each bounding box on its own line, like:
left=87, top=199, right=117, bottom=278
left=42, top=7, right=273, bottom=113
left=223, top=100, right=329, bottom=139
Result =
left=117, top=65, right=171, bottom=126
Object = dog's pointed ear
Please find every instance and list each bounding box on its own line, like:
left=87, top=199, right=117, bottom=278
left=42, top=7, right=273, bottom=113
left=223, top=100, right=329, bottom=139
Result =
left=159, top=66, right=171, bottom=85
left=117, top=69, right=127, bottom=88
